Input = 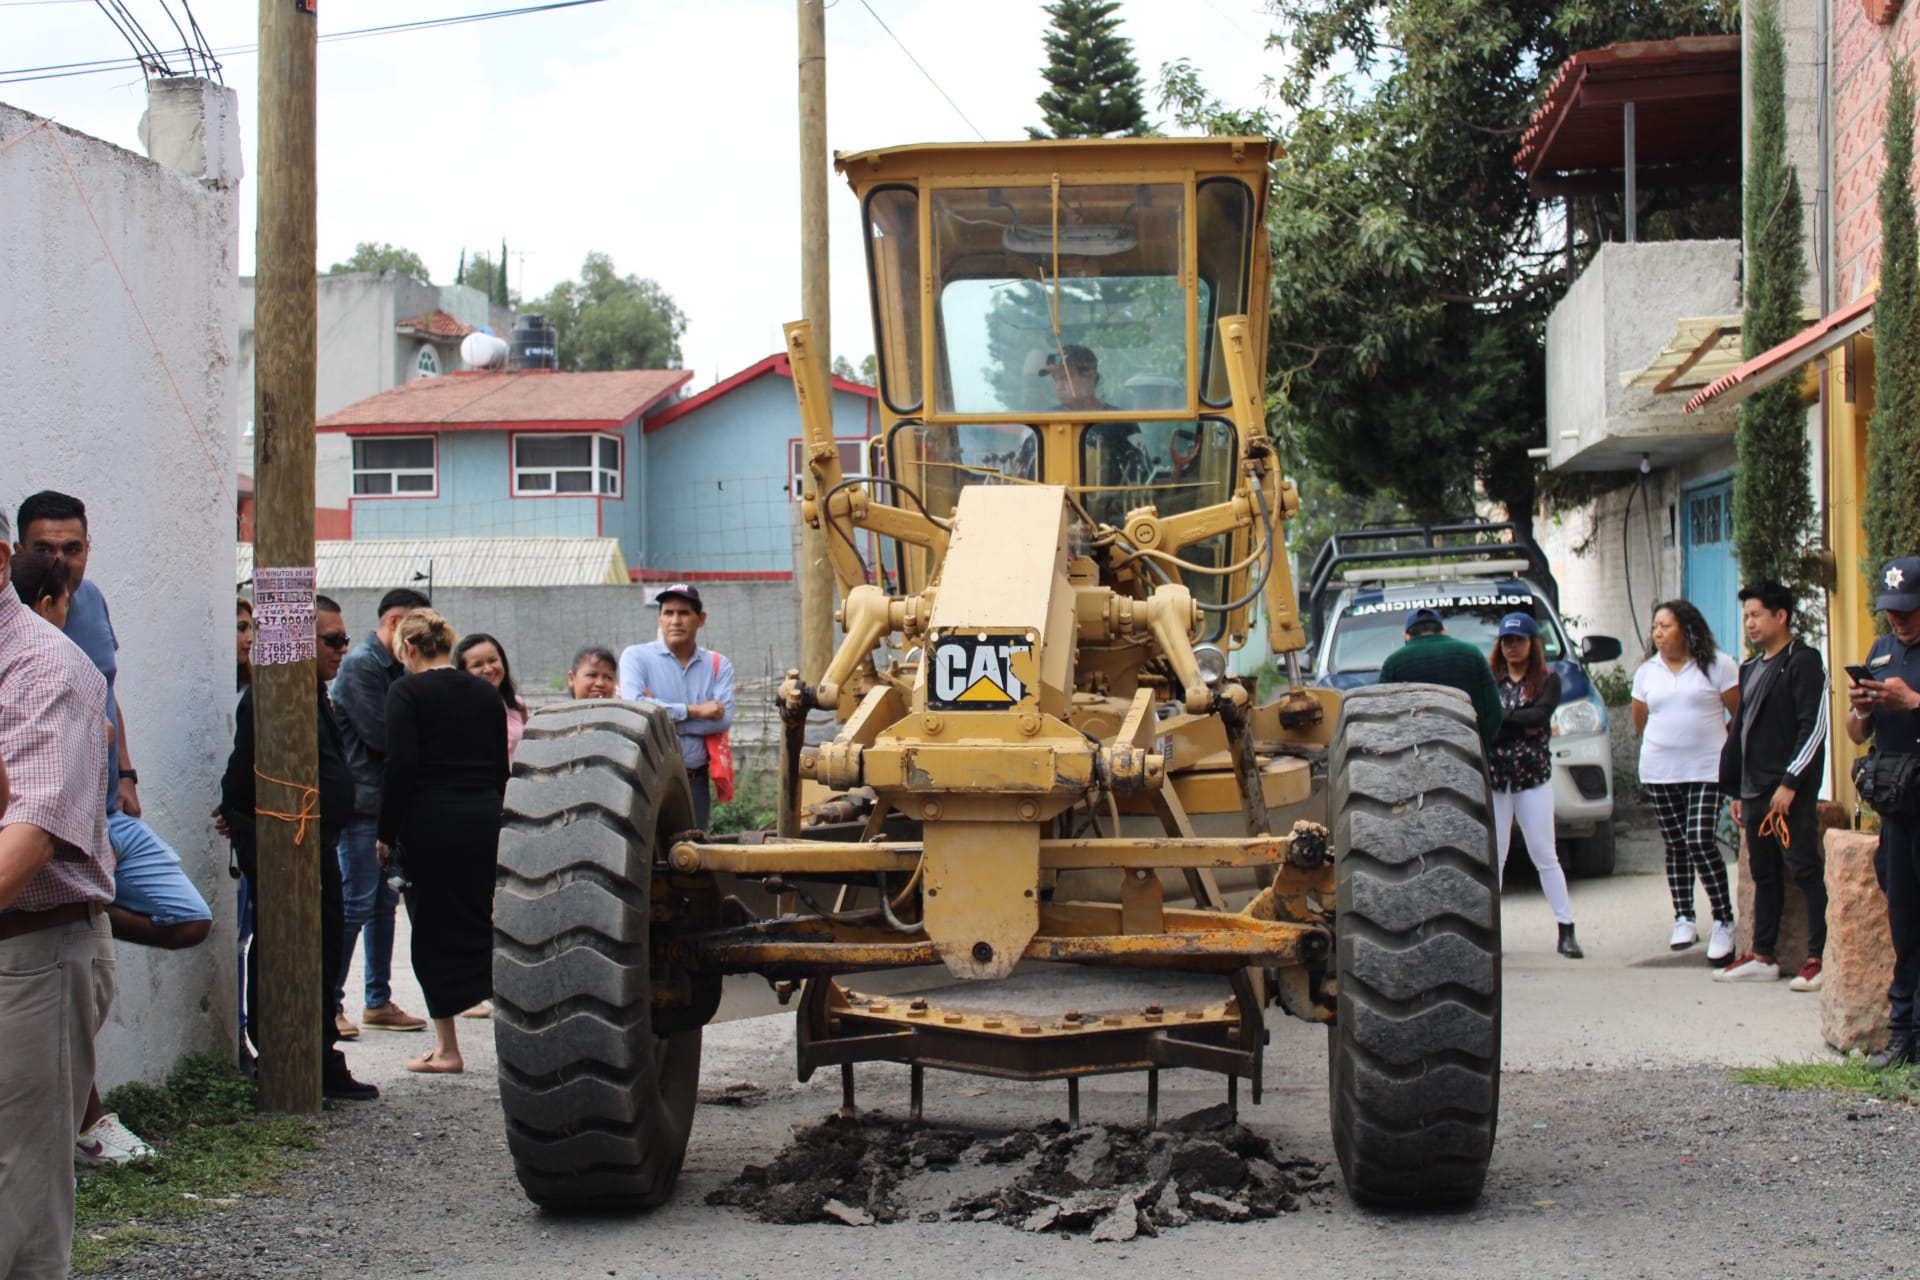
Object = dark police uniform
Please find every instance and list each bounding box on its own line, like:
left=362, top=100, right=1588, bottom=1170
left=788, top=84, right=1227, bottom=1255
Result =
left=1862, top=627, right=1920, bottom=1040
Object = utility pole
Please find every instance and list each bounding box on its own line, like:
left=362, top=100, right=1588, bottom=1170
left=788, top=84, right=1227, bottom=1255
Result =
left=253, top=0, right=321, bottom=1114
left=797, top=0, right=834, bottom=687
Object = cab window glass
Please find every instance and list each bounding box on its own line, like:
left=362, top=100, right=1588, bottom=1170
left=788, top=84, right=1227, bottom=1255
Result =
left=930, top=183, right=1189, bottom=415
left=864, top=186, right=923, bottom=414
left=887, top=421, right=1041, bottom=524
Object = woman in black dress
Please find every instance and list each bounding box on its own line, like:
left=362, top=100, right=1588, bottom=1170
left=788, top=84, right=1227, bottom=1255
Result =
left=377, top=608, right=509, bottom=1073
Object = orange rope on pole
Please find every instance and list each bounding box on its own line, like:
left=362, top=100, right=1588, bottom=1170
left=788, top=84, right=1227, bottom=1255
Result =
left=254, top=767, right=320, bottom=847
left=38, top=124, right=235, bottom=512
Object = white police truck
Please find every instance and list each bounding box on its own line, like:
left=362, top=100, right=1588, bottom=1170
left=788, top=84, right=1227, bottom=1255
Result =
left=1304, top=522, right=1624, bottom=876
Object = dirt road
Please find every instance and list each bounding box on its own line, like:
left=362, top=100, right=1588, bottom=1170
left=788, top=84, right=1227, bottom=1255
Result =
left=112, top=816, right=1915, bottom=1279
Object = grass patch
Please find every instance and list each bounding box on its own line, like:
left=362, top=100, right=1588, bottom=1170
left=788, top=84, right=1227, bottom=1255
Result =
left=71, top=1052, right=320, bottom=1273
left=1730, top=1056, right=1920, bottom=1104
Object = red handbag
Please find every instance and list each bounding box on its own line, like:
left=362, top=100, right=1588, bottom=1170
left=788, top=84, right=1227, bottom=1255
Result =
left=708, top=651, right=735, bottom=804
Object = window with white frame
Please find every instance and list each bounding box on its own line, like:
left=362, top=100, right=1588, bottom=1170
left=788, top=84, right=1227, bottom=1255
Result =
left=513, top=433, right=622, bottom=497
left=788, top=437, right=871, bottom=500
left=352, top=435, right=436, bottom=496
left=414, top=344, right=440, bottom=379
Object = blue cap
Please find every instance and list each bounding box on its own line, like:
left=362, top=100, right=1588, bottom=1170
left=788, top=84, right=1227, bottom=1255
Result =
left=1497, top=612, right=1539, bottom=639
left=1877, top=557, right=1920, bottom=613
left=1403, top=606, right=1444, bottom=631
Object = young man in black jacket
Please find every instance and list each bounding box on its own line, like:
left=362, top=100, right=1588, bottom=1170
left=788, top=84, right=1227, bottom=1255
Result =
left=221, top=595, right=377, bottom=1100
left=1717, top=581, right=1830, bottom=987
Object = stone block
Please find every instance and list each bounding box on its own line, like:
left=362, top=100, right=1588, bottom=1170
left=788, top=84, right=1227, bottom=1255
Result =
left=1821, top=828, right=1894, bottom=1055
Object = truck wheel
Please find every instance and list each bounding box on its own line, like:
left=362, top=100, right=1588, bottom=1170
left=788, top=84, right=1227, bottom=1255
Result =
left=1563, top=821, right=1617, bottom=878
left=493, top=700, right=702, bottom=1212
left=1326, top=683, right=1501, bottom=1208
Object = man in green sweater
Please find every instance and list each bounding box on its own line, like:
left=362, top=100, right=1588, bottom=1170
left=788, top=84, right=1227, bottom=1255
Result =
left=1378, top=607, right=1505, bottom=754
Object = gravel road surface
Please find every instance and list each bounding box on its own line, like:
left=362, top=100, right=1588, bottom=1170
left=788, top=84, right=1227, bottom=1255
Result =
left=99, top=814, right=1917, bottom=1279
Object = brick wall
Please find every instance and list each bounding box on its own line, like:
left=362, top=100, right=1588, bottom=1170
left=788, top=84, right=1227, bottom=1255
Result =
left=1833, top=0, right=1920, bottom=300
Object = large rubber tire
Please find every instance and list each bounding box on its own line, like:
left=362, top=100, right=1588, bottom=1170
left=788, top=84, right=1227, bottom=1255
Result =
left=1327, top=683, right=1501, bottom=1209
left=1563, top=820, right=1618, bottom=878
left=493, top=700, right=703, bottom=1212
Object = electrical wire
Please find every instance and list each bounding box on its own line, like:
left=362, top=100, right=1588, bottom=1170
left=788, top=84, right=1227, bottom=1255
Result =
left=1, top=0, right=607, bottom=84
left=855, top=0, right=986, bottom=141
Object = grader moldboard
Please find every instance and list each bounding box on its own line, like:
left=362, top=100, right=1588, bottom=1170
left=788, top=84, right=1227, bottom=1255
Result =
left=492, top=137, right=1500, bottom=1213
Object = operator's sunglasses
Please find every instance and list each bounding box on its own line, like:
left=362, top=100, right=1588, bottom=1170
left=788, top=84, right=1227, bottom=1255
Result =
left=318, top=632, right=351, bottom=651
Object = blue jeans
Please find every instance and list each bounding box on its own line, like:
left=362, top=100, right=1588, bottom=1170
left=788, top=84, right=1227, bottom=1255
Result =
left=335, top=815, right=398, bottom=1011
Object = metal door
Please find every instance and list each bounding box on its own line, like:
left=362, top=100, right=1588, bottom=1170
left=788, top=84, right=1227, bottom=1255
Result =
left=1681, top=475, right=1740, bottom=656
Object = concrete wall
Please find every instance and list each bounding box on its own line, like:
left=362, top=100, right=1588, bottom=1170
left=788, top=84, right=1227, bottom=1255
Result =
left=643, top=374, right=875, bottom=574
left=238, top=275, right=489, bottom=510
left=321, top=581, right=800, bottom=734
left=1544, top=240, right=1744, bottom=471
left=1833, top=0, right=1920, bottom=301
left=0, top=88, right=241, bottom=1088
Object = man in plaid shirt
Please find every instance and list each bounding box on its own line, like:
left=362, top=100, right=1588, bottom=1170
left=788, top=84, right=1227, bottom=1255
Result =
left=0, top=517, right=115, bottom=1280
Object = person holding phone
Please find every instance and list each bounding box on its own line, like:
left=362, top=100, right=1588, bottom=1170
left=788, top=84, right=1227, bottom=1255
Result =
left=1843, top=556, right=1920, bottom=1069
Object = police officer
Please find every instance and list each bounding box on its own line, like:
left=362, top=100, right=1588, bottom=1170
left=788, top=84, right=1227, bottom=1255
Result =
left=1844, top=555, right=1920, bottom=1069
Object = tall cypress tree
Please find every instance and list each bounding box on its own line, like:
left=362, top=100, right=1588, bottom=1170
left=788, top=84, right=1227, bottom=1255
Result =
left=497, top=237, right=511, bottom=308
left=1865, top=59, right=1920, bottom=617
left=1027, top=0, right=1146, bottom=139
left=1732, top=0, right=1816, bottom=604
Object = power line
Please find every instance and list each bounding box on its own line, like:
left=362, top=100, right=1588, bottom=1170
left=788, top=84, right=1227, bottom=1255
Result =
left=0, top=0, right=608, bottom=85
left=855, top=0, right=985, bottom=141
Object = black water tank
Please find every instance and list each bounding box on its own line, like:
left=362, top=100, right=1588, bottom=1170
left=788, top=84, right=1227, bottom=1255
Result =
left=510, top=313, right=558, bottom=370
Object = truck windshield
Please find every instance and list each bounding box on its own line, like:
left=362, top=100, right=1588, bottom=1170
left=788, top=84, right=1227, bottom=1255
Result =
left=930, top=183, right=1192, bottom=416
left=1328, top=592, right=1566, bottom=673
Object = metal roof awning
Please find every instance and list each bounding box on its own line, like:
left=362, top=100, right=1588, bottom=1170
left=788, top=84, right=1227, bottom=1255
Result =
left=1623, top=315, right=1744, bottom=392
left=1684, top=293, right=1877, bottom=413
left=237, top=537, right=633, bottom=590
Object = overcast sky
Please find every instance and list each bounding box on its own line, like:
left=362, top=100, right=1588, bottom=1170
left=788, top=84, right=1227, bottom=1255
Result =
left=7, top=0, right=1284, bottom=386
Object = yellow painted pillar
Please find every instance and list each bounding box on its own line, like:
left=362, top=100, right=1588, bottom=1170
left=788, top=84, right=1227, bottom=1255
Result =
left=1825, top=334, right=1876, bottom=812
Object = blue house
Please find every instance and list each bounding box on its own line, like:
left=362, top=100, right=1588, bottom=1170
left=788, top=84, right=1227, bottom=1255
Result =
left=315, top=356, right=876, bottom=580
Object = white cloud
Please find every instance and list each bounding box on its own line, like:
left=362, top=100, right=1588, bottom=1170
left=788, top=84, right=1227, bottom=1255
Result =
left=4, top=0, right=1285, bottom=387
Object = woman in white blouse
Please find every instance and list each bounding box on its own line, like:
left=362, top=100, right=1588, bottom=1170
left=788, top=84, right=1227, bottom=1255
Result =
left=1631, top=599, right=1742, bottom=962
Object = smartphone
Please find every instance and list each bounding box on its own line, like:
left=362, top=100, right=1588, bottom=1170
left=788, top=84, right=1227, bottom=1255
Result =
left=1845, top=663, right=1874, bottom=685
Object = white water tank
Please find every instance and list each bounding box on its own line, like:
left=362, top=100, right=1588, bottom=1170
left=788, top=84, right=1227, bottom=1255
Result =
left=461, top=331, right=510, bottom=371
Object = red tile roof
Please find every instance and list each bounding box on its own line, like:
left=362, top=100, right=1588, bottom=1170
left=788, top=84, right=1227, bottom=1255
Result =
left=317, top=368, right=694, bottom=434
left=645, top=353, right=877, bottom=433
left=1515, top=35, right=1741, bottom=194
left=395, top=310, right=477, bottom=339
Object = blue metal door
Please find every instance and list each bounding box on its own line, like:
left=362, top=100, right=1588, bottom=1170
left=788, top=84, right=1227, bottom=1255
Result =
left=1681, top=476, right=1740, bottom=656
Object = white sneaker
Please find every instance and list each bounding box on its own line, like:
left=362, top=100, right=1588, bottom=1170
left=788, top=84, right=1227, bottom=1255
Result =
left=1670, top=918, right=1699, bottom=950
left=1707, top=920, right=1736, bottom=963
left=1713, top=954, right=1780, bottom=983
left=75, top=1112, right=155, bottom=1167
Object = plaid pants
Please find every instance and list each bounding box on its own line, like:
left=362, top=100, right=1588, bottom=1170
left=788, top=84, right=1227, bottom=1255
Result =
left=1646, top=781, right=1734, bottom=923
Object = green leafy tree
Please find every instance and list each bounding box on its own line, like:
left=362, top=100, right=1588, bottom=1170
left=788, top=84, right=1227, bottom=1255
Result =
left=327, top=241, right=430, bottom=278
left=1732, top=0, right=1817, bottom=603
left=1161, top=1, right=1735, bottom=530
left=832, top=354, right=878, bottom=385
left=455, top=247, right=519, bottom=308
left=1864, top=57, right=1920, bottom=616
left=531, top=252, right=686, bottom=371
left=1028, top=0, right=1147, bottom=139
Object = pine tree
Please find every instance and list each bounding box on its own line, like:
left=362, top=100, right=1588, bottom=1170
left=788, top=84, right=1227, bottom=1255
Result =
left=456, top=247, right=466, bottom=288
left=1732, top=0, right=1816, bottom=605
left=1027, top=0, right=1146, bottom=139
left=497, top=237, right=511, bottom=309
left=1864, top=58, right=1920, bottom=616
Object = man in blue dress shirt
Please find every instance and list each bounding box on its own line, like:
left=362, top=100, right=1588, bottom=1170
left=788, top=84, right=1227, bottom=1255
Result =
left=617, top=584, right=734, bottom=827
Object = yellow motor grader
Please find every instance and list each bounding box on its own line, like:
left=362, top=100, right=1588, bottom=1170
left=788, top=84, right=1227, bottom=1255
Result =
left=491, top=137, right=1501, bottom=1213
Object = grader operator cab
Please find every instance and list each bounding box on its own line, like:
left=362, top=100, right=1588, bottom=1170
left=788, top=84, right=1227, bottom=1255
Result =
left=491, top=137, right=1502, bottom=1214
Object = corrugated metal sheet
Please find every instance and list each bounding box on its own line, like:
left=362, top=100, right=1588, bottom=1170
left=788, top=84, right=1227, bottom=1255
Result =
left=238, top=538, right=631, bottom=590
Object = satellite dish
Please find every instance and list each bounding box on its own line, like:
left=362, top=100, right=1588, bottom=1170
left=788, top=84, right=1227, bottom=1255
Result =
left=461, top=331, right=509, bottom=370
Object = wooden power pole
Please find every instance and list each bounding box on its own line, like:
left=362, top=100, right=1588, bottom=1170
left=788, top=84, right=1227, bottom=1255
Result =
left=797, top=0, right=834, bottom=684
left=253, top=0, right=321, bottom=1114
